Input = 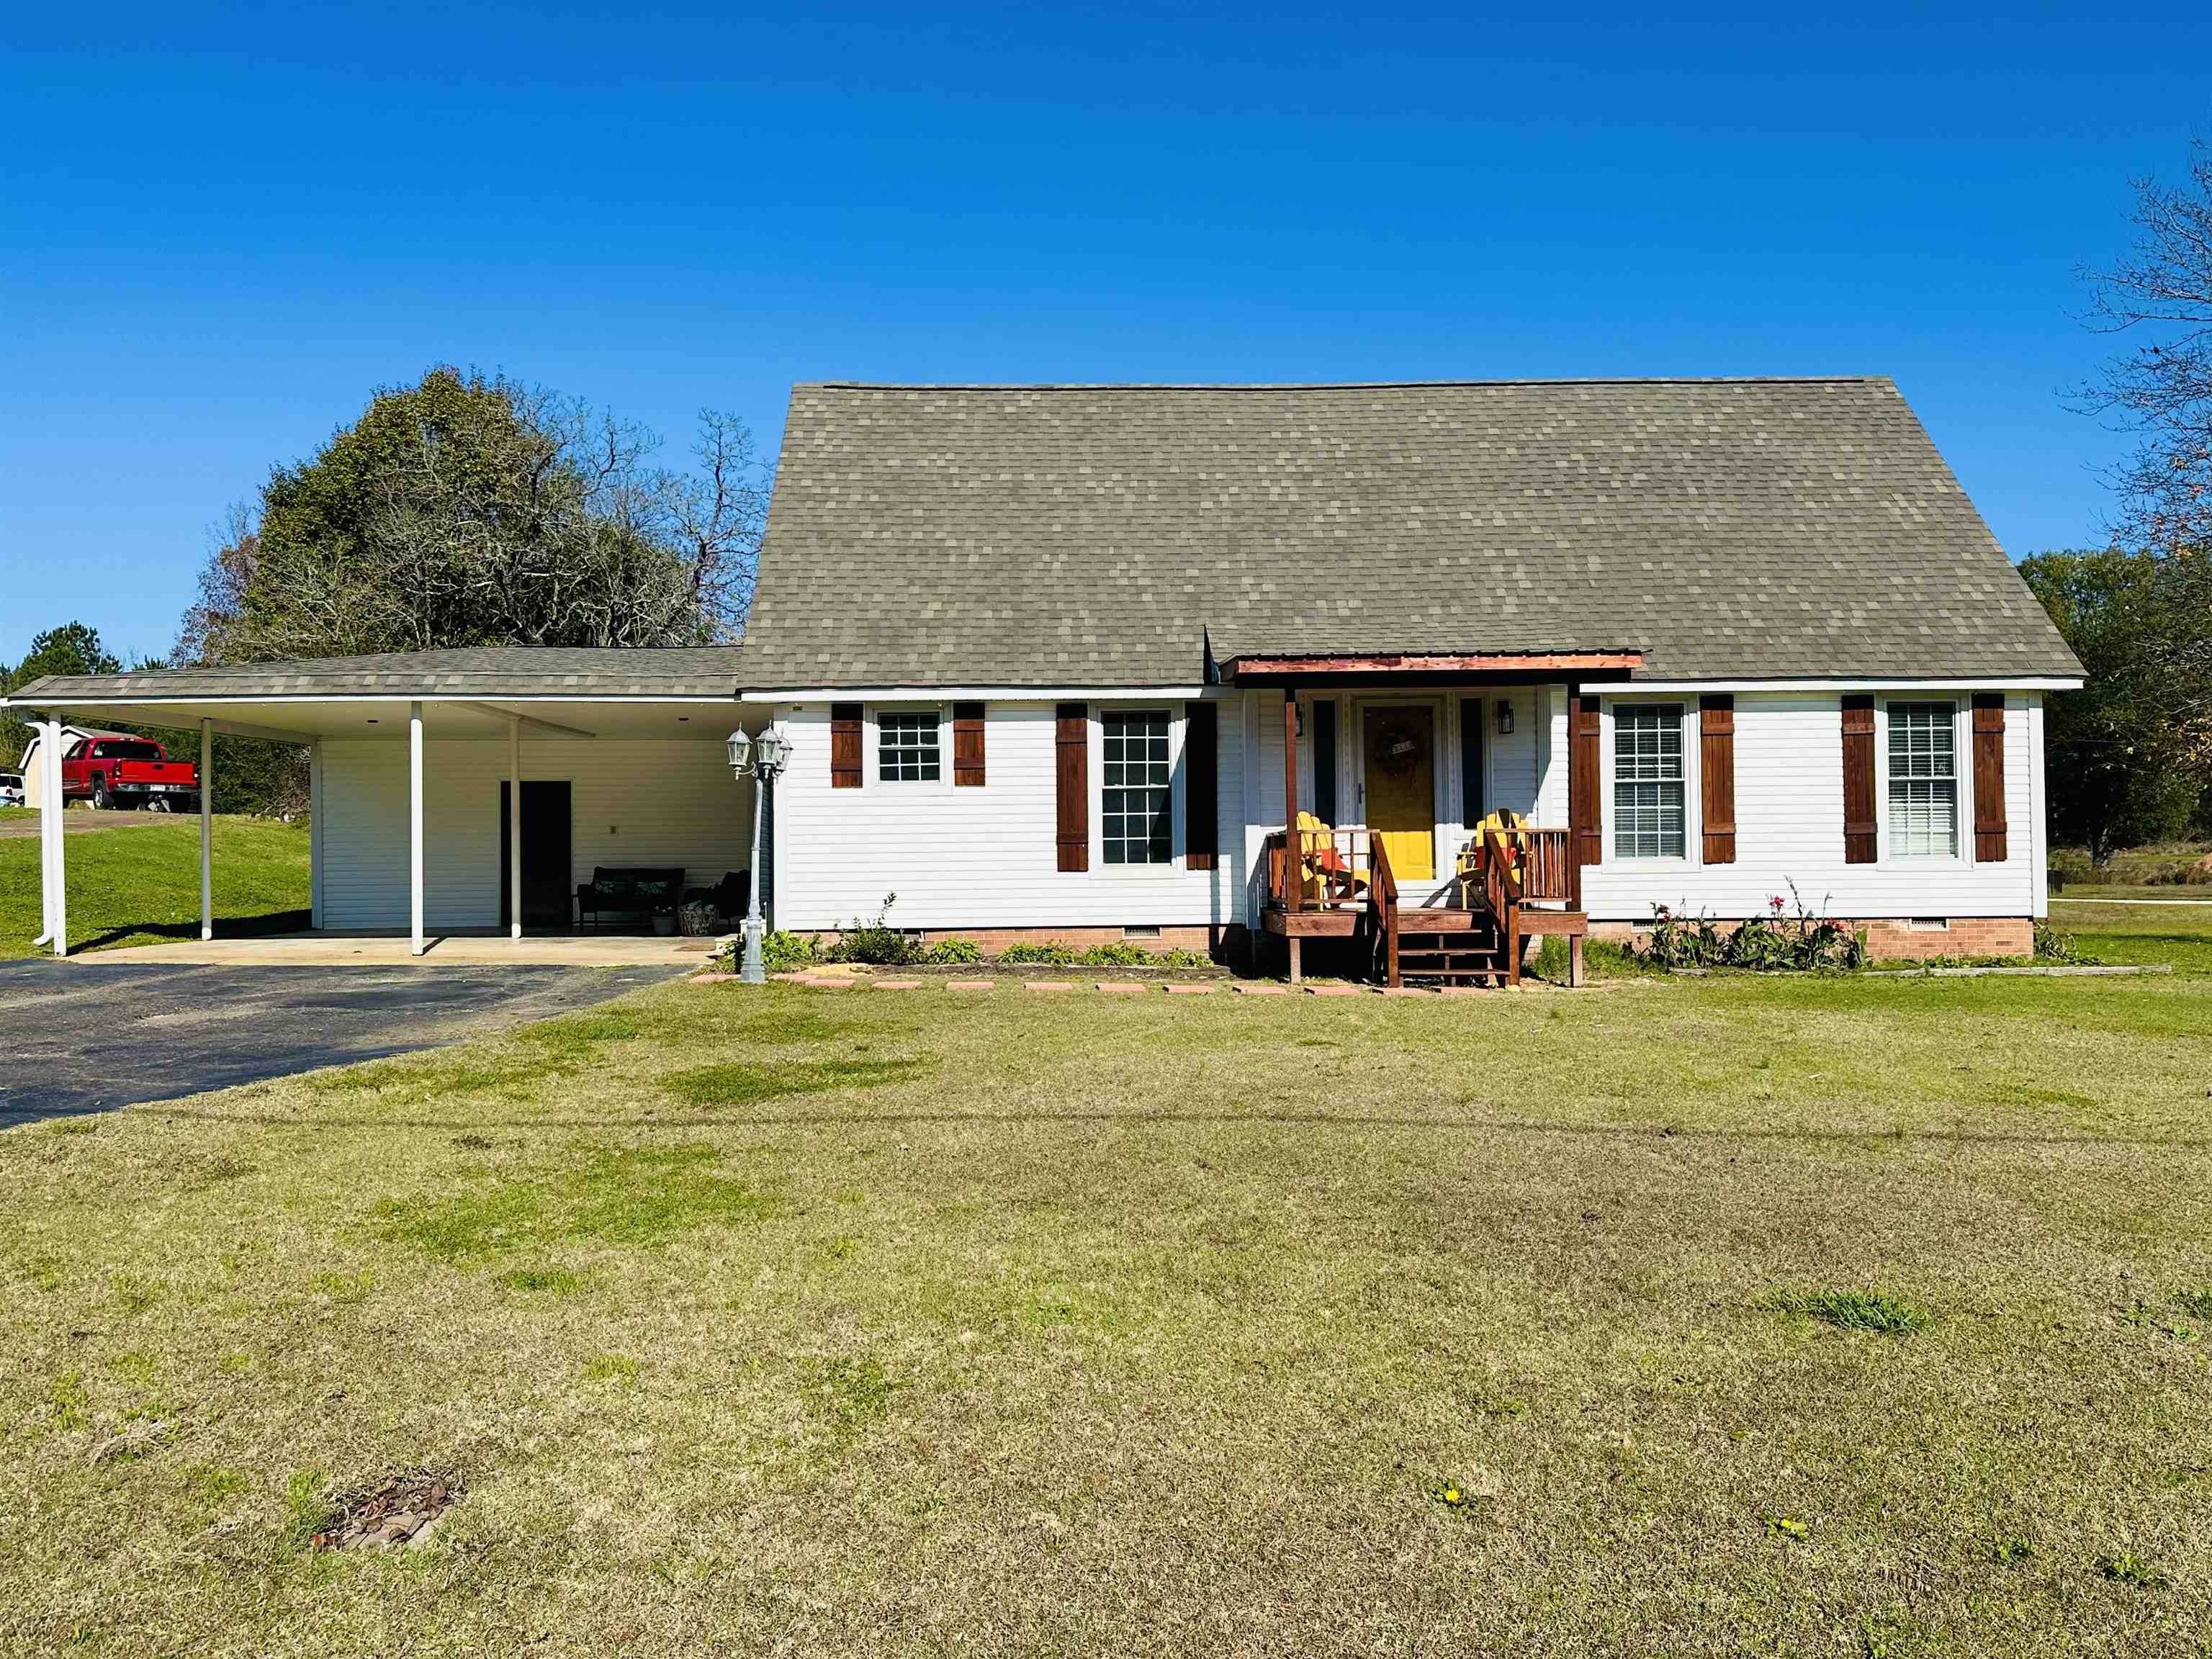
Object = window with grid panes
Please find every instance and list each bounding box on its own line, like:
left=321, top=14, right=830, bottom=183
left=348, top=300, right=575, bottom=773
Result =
left=1612, top=704, right=1686, bottom=858
left=876, top=711, right=940, bottom=782
left=1887, top=701, right=1957, bottom=857
left=1102, top=710, right=1172, bottom=864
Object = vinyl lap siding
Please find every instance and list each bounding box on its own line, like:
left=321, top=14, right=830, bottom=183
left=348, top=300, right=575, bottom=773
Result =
left=1573, top=691, right=2043, bottom=921
left=773, top=699, right=1244, bottom=932
left=318, top=739, right=752, bottom=930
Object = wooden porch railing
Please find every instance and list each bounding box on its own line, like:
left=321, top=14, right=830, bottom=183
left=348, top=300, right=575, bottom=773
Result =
left=1262, top=825, right=1373, bottom=913
left=1455, top=825, right=1584, bottom=988
left=1370, top=830, right=1399, bottom=987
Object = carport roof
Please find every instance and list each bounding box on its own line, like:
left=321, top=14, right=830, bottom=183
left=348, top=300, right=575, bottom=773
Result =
left=9, top=645, right=748, bottom=703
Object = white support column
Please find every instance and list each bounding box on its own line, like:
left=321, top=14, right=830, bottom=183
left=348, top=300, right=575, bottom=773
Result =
left=199, top=718, right=213, bottom=941
left=35, top=723, right=55, bottom=946
left=508, top=714, right=523, bottom=939
left=409, top=700, right=426, bottom=956
left=43, top=719, right=67, bottom=957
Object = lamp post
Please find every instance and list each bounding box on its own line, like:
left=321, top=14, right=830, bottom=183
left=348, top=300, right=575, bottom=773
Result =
left=727, top=727, right=787, bottom=984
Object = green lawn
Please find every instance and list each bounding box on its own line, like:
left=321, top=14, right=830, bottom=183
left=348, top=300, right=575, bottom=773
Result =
left=0, top=814, right=311, bottom=956
left=2051, top=897, right=2212, bottom=977
left=4, top=920, right=2211, bottom=1653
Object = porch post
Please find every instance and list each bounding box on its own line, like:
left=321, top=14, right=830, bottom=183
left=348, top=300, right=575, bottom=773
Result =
left=1564, top=680, right=1583, bottom=913
left=199, top=719, right=213, bottom=941
left=42, top=719, right=67, bottom=957
left=1282, top=691, right=1298, bottom=913
left=508, top=715, right=523, bottom=939
left=409, top=700, right=426, bottom=956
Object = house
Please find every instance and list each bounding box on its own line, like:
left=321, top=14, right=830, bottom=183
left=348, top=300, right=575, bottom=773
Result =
left=6, top=377, right=2082, bottom=980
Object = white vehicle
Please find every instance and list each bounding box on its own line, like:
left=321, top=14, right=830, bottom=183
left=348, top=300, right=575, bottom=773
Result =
left=0, top=770, right=22, bottom=809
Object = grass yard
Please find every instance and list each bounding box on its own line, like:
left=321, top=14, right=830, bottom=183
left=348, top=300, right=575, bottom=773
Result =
left=2051, top=897, right=2212, bottom=978
left=4, top=915, right=2211, bottom=1656
left=0, top=812, right=311, bottom=956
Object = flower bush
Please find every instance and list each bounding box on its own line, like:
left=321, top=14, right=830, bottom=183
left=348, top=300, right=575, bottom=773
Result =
left=825, top=894, right=923, bottom=966
left=1640, top=886, right=1865, bottom=972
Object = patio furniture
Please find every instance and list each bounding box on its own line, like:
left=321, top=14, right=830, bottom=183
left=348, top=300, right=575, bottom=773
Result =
left=1296, top=811, right=1366, bottom=907
left=575, top=866, right=685, bottom=930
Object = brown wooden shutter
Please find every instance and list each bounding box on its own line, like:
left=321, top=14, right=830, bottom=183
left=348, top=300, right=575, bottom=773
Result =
left=952, top=702, right=986, bottom=786
left=1841, top=695, right=1876, bottom=863
left=1570, top=692, right=1602, bottom=870
left=1184, top=701, right=1218, bottom=870
left=1055, top=703, right=1089, bottom=871
left=1699, top=694, right=1735, bottom=865
left=1972, top=694, right=2007, bottom=862
left=830, top=703, right=863, bottom=789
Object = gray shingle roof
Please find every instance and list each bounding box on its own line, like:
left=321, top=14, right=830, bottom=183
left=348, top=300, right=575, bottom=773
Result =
left=9, top=646, right=748, bottom=704
left=741, top=378, right=2080, bottom=686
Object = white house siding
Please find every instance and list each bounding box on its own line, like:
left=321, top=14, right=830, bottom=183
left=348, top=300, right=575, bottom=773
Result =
left=318, top=738, right=753, bottom=930
left=1571, top=691, right=2044, bottom=923
left=771, top=698, right=1244, bottom=934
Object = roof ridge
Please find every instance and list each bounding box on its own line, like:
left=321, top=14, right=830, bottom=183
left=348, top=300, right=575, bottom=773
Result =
left=793, top=376, right=1894, bottom=391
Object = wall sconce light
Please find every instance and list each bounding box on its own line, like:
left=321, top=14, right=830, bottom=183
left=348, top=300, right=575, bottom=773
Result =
left=1292, top=701, right=1304, bottom=739
left=1496, top=702, right=1515, bottom=737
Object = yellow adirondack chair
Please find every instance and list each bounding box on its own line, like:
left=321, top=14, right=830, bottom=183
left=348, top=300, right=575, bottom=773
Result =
left=1296, top=811, right=1367, bottom=905
left=1456, top=809, right=1530, bottom=902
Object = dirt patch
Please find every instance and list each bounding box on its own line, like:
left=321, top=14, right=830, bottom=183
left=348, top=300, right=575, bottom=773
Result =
left=311, top=1470, right=461, bottom=1550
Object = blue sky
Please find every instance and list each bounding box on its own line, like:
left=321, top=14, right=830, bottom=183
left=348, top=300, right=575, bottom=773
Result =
left=3, top=3, right=2206, bottom=665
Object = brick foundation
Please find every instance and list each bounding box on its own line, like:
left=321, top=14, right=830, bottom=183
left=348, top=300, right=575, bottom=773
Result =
left=1587, top=915, right=2034, bottom=961
left=808, top=923, right=1228, bottom=958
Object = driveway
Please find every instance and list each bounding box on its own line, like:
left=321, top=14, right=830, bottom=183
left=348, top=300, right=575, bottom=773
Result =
left=0, top=959, right=688, bottom=1124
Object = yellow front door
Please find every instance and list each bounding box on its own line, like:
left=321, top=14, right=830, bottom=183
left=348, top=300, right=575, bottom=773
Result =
left=1362, top=706, right=1435, bottom=880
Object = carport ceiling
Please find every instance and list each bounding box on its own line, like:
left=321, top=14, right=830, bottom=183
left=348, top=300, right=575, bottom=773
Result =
left=19, top=697, right=760, bottom=742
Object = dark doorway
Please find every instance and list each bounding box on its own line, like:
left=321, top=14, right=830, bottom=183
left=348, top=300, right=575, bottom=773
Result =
left=500, top=781, right=573, bottom=930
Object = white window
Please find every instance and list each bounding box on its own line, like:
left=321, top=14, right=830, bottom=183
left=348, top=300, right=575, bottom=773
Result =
left=1887, top=701, right=1958, bottom=857
left=876, top=711, right=940, bottom=782
left=1613, top=704, right=1685, bottom=859
left=1102, top=709, right=1172, bottom=865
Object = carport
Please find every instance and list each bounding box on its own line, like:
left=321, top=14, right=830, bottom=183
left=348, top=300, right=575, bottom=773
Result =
left=4, top=647, right=767, bottom=958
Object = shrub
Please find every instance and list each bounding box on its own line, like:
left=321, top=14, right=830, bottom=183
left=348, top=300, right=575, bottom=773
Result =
left=2033, top=920, right=2089, bottom=963
left=924, top=938, right=984, bottom=966
left=1156, top=947, right=1212, bottom=968
left=997, top=941, right=1078, bottom=966
left=1074, top=940, right=1159, bottom=966
left=759, top=931, right=821, bottom=974
left=1640, top=885, right=1865, bottom=973
left=827, top=894, right=922, bottom=966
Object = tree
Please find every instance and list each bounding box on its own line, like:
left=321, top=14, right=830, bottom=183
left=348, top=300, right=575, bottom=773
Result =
left=2019, top=547, right=2212, bottom=859
left=2077, top=142, right=2212, bottom=552
left=1, top=622, right=122, bottom=770
left=177, top=366, right=765, bottom=665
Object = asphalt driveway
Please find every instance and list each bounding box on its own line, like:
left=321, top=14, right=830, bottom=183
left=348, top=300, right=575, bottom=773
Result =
left=0, top=959, right=688, bottom=1124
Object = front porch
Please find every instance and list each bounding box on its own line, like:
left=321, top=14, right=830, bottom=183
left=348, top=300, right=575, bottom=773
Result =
left=1261, top=821, right=1588, bottom=987
left=1242, top=666, right=1610, bottom=987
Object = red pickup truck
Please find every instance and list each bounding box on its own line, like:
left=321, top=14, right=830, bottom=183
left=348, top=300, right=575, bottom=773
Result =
left=63, top=733, right=200, bottom=812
